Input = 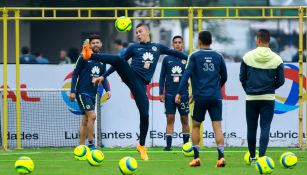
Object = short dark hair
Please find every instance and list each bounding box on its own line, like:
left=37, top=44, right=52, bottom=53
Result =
left=89, top=34, right=102, bottom=43
left=21, top=46, right=30, bottom=54
left=136, top=23, right=150, bottom=30
left=114, top=39, right=122, bottom=45
left=198, top=31, right=212, bottom=45
left=257, top=29, right=270, bottom=44
left=172, top=35, right=183, bottom=42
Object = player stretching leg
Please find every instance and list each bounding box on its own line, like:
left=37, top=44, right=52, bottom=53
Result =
left=159, top=35, right=190, bottom=151
left=83, top=24, right=187, bottom=160
left=70, top=34, right=111, bottom=150
left=176, top=31, right=227, bottom=167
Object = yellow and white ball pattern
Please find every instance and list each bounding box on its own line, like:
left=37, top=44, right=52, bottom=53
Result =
left=74, top=145, right=90, bottom=160
left=119, top=156, right=138, bottom=175
left=15, top=156, right=34, bottom=174
left=280, top=152, right=298, bottom=168
left=87, top=150, right=105, bottom=166
left=255, top=156, right=275, bottom=174
left=182, top=142, right=194, bottom=157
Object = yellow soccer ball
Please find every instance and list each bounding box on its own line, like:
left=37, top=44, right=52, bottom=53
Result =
left=87, top=150, right=104, bottom=166
left=119, top=156, right=138, bottom=175
left=74, top=145, right=90, bottom=160
left=182, top=142, right=194, bottom=157
left=255, top=156, right=275, bottom=174
left=15, top=156, right=34, bottom=174
left=115, top=16, right=132, bottom=32
left=280, top=152, right=298, bottom=168
left=244, top=150, right=260, bottom=165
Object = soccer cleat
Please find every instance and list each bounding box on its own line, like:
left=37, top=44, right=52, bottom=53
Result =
left=81, top=39, right=92, bottom=60
left=163, top=147, right=172, bottom=151
left=216, top=158, right=226, bottom=167
left=136, top=144, right=149, bottom=161
left=189, top=158, right=201, bottom=167
left=88, top=144, right=96, bottom=151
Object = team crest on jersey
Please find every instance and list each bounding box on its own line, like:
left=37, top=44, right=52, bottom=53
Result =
left=152, top=46, right=157, bottom=51
left=182, top=60, right=187, bottom=64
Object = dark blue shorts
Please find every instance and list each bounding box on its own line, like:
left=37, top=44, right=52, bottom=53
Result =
left=76, top=93, right=96, bottom=114
left=192, top=98, right=222, bottom=122
left=165, top=95, right=189, bottom=115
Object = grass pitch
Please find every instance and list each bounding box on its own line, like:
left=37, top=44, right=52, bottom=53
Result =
left=0, top=147, right=306, bottom=175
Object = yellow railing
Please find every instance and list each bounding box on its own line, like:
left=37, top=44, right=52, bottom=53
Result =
left=1, top=6, right=306, bottom=150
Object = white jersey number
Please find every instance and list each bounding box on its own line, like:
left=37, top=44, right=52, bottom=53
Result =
left=203, top=63, right=215, bottom=72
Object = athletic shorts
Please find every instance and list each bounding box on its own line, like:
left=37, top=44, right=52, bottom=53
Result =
left=192, top=98, right=222, bottom=122
left=165, top=95, right=189, bottom=115
left=76, top=93, right=96, bottom=114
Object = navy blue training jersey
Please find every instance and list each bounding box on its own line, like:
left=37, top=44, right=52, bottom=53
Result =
left=71, top=56, right=110, bottom=97
left=103, top=42, right=188, bottom=84
left=178, top=49, right=227, bottom=100
left=159, top=55, right=189, bottom=96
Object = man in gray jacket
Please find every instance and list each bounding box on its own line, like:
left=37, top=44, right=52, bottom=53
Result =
left=240, top=29, right=285, bottom=164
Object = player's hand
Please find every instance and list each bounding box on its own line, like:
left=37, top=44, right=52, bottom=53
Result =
left=70, top=93, right=76, bottom=102
left=92, top=76, right=104, bottom=85
left=175, top=94, right=181, bottom=104
left=106, top=91, right=111, bottom=100
left=159, top=95, right=165, bottom=103
left=189, top=95, right=194, bottom=104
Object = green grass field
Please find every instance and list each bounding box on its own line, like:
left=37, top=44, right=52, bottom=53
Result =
left=0, top=147, right=306, bottom=175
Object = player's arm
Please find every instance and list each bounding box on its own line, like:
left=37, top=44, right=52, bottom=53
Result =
left=275, top=63, right=285, bottom=89
left=70, top=55, right=84, bottom=101
left=101, top=45, right=134, bottom=78
left=239, top=59, right=247, bottom=91
left=159, top=44, right=188, bottom=60
left=176, top=55, right=194, bottom=104
left=159, top=57, right=167, bottom=102
left=220, top=56, right=228, bottom=87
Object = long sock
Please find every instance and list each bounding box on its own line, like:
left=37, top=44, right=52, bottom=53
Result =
left=193, top=145, right=200, bottom=159
left=182, top=133, right=190, bottom=144
left=165, top=134, right=172, bottom=148
left=217, top=145, right=224, bottom=159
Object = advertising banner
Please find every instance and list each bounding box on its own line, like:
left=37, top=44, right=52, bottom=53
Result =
left=0, top=63, right=305, bottom=147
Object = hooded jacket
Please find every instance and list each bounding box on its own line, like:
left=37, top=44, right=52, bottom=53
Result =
left=239, top=47, right=285, bottom=100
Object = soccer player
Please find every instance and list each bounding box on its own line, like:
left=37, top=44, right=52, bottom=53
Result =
left=82, top=23, right=187, bottom=160
left=240, top=29, right=285, bottom=164
left=70, top=34, right=111, bottom=150
left=159, top=35, right=190, bottom=151
left=175, top=31, right=227, bottom=167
